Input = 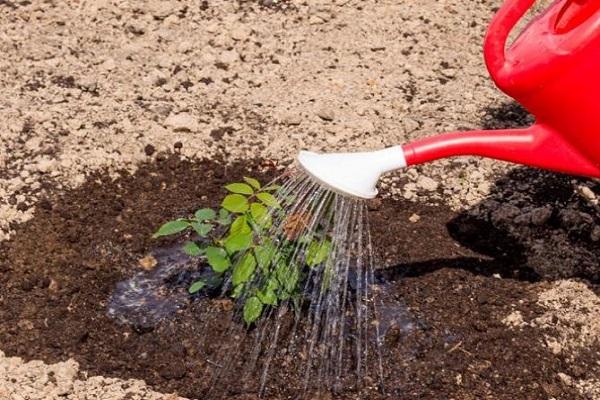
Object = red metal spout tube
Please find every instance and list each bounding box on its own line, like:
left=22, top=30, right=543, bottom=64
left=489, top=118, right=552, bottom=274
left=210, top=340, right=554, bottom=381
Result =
left=402, top=125, right=600, bottom=178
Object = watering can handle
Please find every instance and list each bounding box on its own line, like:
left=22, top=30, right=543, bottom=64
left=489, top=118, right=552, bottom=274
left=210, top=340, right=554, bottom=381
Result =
left=483, top=0, right=538, bottom=88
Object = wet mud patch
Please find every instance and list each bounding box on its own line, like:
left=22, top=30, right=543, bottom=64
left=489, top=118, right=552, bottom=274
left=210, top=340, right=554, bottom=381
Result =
left=0, top=155, right=597, bottom=399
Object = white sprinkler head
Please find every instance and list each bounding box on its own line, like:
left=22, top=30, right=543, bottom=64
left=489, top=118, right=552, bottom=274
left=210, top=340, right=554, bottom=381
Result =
left=297, top=146, right=407, bottom=199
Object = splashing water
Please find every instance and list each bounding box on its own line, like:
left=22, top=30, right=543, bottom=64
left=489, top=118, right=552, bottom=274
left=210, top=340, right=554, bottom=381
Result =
left=108, top=167, right=392, bottom=397
left=203, top=168, right=387, bottom=396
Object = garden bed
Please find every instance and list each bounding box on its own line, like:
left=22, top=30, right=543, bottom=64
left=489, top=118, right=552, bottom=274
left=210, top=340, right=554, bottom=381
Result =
left=1, top=155, right=598, bottom=399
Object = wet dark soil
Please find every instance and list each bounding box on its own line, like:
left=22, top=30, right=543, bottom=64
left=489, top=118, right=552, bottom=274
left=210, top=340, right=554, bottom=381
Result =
left=0, top=154, right=598, bottom=399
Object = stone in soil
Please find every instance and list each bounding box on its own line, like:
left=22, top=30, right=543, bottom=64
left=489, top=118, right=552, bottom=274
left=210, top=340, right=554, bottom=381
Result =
left=163, top=113, right=199, bottom=132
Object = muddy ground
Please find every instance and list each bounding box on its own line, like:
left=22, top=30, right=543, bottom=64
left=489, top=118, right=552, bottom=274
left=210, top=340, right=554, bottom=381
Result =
left=0, top=156, right=599, bottom=400
left=1, top=0, right=599, bottom=399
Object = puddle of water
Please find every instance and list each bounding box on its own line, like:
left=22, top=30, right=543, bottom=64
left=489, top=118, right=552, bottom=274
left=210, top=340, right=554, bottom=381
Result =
left=376, top=285, right=418, bottom=339
left=107, top=245, right=220, bottom=331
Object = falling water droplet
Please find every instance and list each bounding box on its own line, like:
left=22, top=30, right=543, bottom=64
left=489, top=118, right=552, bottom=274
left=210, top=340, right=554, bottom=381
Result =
left=209, top=168, right=388, bottom=396
left=107, top=167, right=393, bottom=397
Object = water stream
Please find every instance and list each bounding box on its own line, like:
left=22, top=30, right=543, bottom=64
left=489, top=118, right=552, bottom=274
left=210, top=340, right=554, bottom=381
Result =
left=108, top=168, right=418, bottom=397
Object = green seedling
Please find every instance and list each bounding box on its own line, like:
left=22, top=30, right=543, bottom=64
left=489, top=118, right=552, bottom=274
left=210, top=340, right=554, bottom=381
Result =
left=153, top=176, right=332, bottom=325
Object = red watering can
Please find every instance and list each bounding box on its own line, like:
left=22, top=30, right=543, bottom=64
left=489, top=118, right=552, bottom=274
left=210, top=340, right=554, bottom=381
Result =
left=298, top=0, right=600, bottom=199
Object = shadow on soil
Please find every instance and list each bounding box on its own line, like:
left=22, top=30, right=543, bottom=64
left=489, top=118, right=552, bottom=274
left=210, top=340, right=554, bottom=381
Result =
left=402, top=168, right=597, bottom=279
left=377, top=166, right=600, bottom=285
left=480, top=100, right=534, bottom=130
left=379, top=101, right=599, bottom=285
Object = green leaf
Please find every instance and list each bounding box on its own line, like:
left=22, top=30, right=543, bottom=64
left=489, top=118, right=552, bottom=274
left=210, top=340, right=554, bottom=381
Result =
left=203, top=274, right=224, bottom=289
left=183, top=241, right=204, bottom=256
left=250, top=203, right=271, bottom=227
left=232, top=253, right=256, bottom=286
left=188, top=280, right=206, bottom=294
left=222, top=194, right=249, bottom=213
left=257, top=279, right=278, bottom=306
left=194, top=208, right=216, bottom=221
left=231, top=283, right=244, bottom=299
left=284, top=266, right=299, bottom=294
left=267, top=276, right=280, bottom=290
left=153, top=220, right=189, bottom=238
left=191, top=222, right=213, bottom=236
left=225, top=183, right=254, bottom=195
left=262, top=184, right=281, bottom=192
left=224, top=231, right=253, bottom=254
left=243, top=177, right=261, bottom=190
left=230, top=215, right=252, bottom=235
left=279, top=292, right=291, bottom=301
left=217, top=208, right=232, bottom=225
left=243, top=296, right=263, bottom=325
left=306, top=239, right=331, bottom=267
left=206, top=246, right=231, bottom=273
left=256, top=192, right=280, bottom=208
left=276, top=262, right=299, bottom=295
left=254, top=243, right=276, bottom=272
left=257, top=289, right=277, bottom=305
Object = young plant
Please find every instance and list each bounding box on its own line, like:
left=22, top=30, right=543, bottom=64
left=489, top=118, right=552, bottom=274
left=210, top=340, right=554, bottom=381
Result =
left=153, top=176, right=332, bottom=325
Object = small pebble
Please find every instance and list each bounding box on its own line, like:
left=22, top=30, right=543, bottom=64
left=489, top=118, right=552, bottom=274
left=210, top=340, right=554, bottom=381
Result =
left=48, top=278, right=60, bottom=292
left=36, top=158, right=57, bottom=174
left=530, top=206, right=552, bottom=226
left=100, top=58, right=116, bottom=71
left=317, top=108, right=335, bottom=122
left=591, top=226, right=600, bottom=242
left=138, top=255, right=158, bottom=271
left=144, top=144, right=156, bottom=156
left=217, top=49, right=240, bottom=66
left=408, top=213, right=420, bottom=223
left=177, top=40, right=193, bottom=53
left=416, top=176, right=439, bottom=192
left=578, top=185, right=596, bottom=201
left=309, top=15, right=326, bottom=25
left=164, top=113, right=199, bottom=132
left=230, top=25, right=252, bottom=41
left=282, top=114, right=302, bottom=126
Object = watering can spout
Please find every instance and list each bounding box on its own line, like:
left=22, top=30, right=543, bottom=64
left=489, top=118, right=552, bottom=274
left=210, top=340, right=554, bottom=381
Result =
left=297, top=125, right=600, bottom=200
left=297, top=146, right=406, bottom=199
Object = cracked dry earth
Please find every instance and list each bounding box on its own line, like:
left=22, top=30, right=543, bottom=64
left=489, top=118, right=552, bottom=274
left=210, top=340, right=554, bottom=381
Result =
left=1, top=0, right=599, bottom=399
